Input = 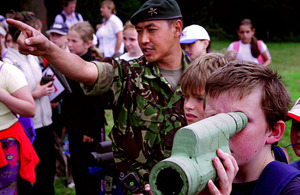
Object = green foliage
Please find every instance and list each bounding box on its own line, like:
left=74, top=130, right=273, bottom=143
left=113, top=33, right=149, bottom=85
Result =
left=54, top=177, right=75, bottom=195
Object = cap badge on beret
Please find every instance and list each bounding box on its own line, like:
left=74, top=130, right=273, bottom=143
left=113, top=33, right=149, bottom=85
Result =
left=148, top=8, right=157, bottom=16
left=130, top=0, right=182, bottom=26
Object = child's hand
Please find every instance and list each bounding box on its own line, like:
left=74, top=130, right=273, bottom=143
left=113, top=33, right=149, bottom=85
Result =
left=206, top=149, right=238, bottom=195
left=32, top=81, right=53, bottom=99
left=132, top=184, right=152, bottom=195
left=83, top=135, right=94, bottom=143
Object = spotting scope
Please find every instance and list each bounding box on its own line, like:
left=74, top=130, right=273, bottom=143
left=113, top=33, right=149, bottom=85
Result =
left=149, top=112, right=248, bottom=195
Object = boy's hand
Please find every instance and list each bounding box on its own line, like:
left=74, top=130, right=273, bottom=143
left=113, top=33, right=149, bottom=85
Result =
left=133, top=184, right=152, bottom=195
left=206, top=149, right=238, bottom=195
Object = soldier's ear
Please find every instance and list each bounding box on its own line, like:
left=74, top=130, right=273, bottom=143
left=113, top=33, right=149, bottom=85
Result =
left=173, top=19, right=183, bottom=38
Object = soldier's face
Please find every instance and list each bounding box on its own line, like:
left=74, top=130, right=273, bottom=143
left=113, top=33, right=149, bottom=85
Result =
left=136, top=20, right=178, bottom=63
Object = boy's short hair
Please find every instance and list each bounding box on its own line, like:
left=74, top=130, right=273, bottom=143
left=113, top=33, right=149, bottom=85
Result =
left=180, top=51, right=236, bottom=96
left=205, top=61, right=292, bottom=129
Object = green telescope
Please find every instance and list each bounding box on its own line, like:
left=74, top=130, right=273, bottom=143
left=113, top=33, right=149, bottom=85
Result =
left=149, top=112, right=248, bottom=195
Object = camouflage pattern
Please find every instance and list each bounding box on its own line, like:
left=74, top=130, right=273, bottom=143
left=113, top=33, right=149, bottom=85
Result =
left=82, top=52, right=190, bottom=182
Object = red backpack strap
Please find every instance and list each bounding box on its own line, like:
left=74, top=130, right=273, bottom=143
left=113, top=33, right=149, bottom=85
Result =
left=232, top=41, right=239, bottom=52
left=257, top=40, right=264, bottom=64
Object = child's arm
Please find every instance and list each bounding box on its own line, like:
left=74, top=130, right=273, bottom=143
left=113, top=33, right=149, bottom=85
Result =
left=261, top=52, right=271, bottom=66
left=0, top=86, right=35, bottom=117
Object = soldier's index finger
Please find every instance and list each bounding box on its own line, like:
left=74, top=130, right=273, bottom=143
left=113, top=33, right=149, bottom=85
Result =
left=6, top=18, right=34, bottom=31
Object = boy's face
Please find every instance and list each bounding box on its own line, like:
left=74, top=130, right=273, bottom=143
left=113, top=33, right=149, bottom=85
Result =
left=291, top=119, right=300, bottom=156
left=183, top=90, right=205, bottom=125
left=123, top=28, right=140, bottom=55
left=49, top=33, right=68, bottom=49
left=205, top=88, right=271, bottom=168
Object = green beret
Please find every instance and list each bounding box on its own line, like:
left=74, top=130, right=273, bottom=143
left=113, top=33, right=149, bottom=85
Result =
left=131, top=0, right=182, bottom=26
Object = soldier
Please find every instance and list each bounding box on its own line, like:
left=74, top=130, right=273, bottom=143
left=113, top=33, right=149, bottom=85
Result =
left=6, top=0, right=236, bottom=194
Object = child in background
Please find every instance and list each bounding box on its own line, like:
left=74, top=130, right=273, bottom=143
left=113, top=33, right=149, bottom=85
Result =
left=0, top=22, right=7, bottom=59
left=227, top=18, right=271, bottom=66
left=205, top=60, right=300, bottom=194
left=118, top=20, right=143, bottom=61
left=180, top=24, right=210, bottom=61
left=287, top=97, right=300, bottom=170
left=65, top=21, right=118, bottom=195
left=46, top=22, right=69, bottom=52
left=180, top=51, right=235, bottom=125
left=45, top=22, right=74, bottom=187
left=180, top=51, right=238, bottom=194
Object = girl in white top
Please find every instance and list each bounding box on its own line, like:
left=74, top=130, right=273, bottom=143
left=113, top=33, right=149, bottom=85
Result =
left=96, top=0, right=124, bottom=57
left=227, top=18, right=271, bottom=66
left=118, top=20, right=143, bottom=61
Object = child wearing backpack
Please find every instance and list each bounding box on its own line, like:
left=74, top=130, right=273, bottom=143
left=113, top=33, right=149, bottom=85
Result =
left=227, top=18, right=271, bottom=66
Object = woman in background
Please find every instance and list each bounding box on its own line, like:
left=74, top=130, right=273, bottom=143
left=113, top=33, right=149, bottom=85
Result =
left=95, top=0, right=124, bottom=58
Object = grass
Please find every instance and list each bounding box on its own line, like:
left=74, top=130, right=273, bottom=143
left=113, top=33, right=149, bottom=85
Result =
left=55, top=41, right=300, bottom=194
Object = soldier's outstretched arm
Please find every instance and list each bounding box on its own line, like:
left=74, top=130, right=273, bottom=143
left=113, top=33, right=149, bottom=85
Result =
left=6, top=19, right=98, bottom=86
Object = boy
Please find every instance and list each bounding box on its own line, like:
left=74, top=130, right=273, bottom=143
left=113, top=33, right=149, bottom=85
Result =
left=204, top=60, right=300, bottom=194
left=180, top=51, right=235, bottom=125
left=46, top=22, right=69, bottom=52
left=118, top=20, right=143, bottom=61
left=287, top=97, right=300, bottom=170
left=180, top=51, right=238, bottom=194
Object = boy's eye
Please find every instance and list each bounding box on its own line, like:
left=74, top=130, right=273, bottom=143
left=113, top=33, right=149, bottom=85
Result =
left=197, top=97, right=204, bottom=102
left=183, top=95, right=189, bottom=99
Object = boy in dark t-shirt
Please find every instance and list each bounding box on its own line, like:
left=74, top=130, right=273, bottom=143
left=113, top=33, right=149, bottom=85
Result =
left=204, top=60, right=300, bottom=194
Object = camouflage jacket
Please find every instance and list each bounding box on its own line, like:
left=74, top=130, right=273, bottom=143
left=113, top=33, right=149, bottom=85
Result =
left=82, top=52, right=190, bottom=182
